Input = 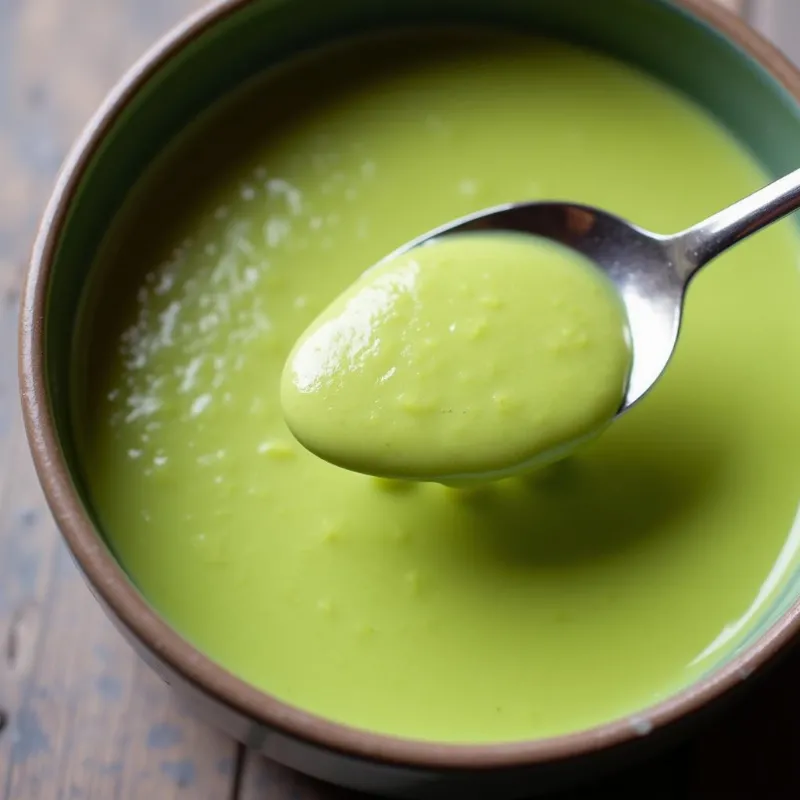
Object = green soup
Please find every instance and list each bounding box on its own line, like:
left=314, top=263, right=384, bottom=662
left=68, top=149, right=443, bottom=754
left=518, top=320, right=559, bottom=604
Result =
left=281, top=233, right=632, bottom=481
left=77, top=32, right=800, bottom=743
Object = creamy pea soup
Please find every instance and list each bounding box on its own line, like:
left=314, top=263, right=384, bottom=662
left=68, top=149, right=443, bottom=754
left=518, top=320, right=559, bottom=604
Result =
left=282, top=233, right=632, bottom=481
left=77, top=32, right=800, bottom=742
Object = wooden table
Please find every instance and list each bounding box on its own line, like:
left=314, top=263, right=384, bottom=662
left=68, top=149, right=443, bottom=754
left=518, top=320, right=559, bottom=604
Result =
left=1, top=1, right=799, bottom=797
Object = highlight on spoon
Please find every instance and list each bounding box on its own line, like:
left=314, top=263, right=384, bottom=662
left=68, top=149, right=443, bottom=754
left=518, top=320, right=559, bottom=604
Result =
left=281, top=232, right=632, bottom=482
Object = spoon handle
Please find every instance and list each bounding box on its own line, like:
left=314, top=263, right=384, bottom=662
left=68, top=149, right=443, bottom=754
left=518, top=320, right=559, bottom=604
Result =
left=674, top=166, right=800, bottom=280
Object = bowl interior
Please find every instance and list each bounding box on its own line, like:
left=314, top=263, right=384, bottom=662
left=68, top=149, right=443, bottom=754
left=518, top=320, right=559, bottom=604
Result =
left=44, top=0, right=800, bottom=700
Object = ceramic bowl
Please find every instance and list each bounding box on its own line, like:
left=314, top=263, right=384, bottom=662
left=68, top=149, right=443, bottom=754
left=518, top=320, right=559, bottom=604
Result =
left=19, top=1, right=800, bottom=797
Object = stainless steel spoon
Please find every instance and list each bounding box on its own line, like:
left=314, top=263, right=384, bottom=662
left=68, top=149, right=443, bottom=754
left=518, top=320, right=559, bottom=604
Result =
left=384, top=168, right=800, bottom=414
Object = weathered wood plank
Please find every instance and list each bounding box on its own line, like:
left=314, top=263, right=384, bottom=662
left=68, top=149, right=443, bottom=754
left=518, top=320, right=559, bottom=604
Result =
left=3, top=538, right=239, bottom=800
left=0, top=430, right=237, bottom=800
left=748, top=0, right=800, bottom=65
left=0, top=431, right=64, bottom=800
left=0, top=1, right=238, bottom=798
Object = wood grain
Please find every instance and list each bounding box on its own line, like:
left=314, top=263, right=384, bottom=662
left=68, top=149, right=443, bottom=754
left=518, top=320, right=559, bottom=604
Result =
left=3, top=555, right=238, bottom=800
left=1, top=1, right=797, bottom=799
left=0, top=2, right=239, bottom=799
left=748, top=0, right=800, bottom=65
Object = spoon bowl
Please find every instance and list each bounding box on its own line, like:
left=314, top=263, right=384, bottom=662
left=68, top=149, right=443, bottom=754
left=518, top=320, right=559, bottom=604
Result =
left=385, top=165, right=800, bottom=414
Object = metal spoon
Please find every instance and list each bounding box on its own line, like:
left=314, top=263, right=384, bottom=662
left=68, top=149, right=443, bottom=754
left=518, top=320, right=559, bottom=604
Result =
left=384, top=167, right=800, bottom=414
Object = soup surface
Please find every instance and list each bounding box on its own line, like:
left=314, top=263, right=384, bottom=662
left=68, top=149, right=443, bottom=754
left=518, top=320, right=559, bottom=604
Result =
left=281, top=233, right=632, bottom=481
left=78, top=32, right=800, bottom=742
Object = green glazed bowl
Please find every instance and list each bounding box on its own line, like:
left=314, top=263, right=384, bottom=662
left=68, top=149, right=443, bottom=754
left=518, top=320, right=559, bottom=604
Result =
left=19, top=1, right=800, bottom=797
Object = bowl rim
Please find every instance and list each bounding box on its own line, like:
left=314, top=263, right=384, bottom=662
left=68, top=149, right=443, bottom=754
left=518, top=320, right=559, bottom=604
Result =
left=19, top=0, right=800, bottom=771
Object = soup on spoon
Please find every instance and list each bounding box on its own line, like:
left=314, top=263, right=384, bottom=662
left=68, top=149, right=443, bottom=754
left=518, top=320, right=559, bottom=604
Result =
left=281, top=232, right=632, bottom=481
